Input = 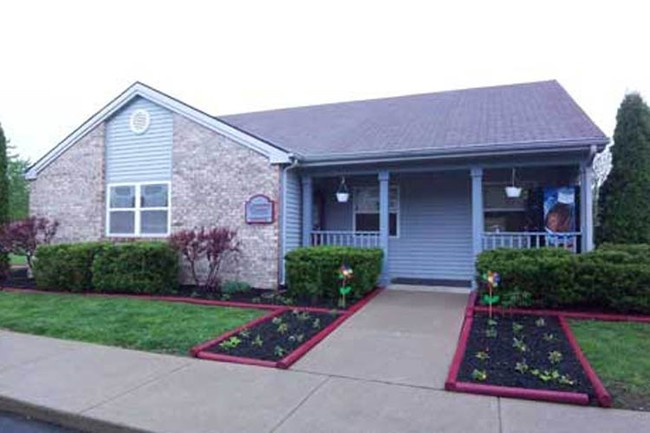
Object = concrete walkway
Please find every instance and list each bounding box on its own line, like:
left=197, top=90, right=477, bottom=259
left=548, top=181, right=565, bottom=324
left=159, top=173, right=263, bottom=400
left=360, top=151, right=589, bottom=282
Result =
left=1, top=290, right=649, bottom=433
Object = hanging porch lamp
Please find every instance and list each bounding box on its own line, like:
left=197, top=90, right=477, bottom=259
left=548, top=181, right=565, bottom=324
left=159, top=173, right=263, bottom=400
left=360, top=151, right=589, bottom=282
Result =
left=336, top=176, right=350, bottom=203
left=505, top=168, right=522, bottom=198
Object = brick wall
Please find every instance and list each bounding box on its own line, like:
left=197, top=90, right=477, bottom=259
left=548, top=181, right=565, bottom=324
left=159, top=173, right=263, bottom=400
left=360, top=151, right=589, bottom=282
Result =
left=29, top=125, right=106, bottom=242
left=171, top=114, right=281, bottom=289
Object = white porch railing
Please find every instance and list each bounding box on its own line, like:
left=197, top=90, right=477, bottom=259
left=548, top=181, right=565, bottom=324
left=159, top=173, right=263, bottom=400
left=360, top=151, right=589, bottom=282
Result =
left=482, top=232, right=581, bottom=253
left=311, top=231, right=381, bottom=248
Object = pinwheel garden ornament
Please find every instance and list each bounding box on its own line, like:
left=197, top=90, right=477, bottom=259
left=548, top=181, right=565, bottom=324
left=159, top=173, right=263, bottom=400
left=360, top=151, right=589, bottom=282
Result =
left=338, top=264, right=354, bottom=308
left=482, top=271, right=501, bottom=318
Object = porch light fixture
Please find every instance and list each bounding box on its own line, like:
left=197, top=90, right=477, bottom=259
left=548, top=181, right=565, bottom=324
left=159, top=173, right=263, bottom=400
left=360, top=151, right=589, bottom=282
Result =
left=336, top=176, right=350, bottom=203
left=505, top=168, right=522, bottom=198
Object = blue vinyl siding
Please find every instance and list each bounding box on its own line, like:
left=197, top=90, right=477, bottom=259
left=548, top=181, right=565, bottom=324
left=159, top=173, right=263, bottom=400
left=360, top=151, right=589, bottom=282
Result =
left=106, top=97, right=173, bottom=183
left=389, top=172, right=473, bottom=282
left=284, top=171, right=302, bottom=252
left=317, top=172, right=473, bottom=282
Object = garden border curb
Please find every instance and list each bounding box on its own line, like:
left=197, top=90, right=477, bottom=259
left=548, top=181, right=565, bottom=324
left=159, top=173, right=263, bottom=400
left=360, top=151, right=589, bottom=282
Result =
left=191, top=287, right=384, bottom=369
left=558, top=316, right=613, bottom=407
left=472, top=305, right=650, bottom=324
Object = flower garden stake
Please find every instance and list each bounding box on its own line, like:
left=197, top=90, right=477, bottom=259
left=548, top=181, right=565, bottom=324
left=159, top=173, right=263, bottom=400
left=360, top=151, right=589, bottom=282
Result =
left=338, top=264, right=353, bottom=308
left=482, top=271, right=501, bottom=319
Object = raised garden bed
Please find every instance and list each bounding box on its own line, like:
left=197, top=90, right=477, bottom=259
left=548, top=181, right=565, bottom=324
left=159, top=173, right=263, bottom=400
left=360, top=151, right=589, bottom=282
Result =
left=193, top=308, right=343, bottom=368
left=457, top=313, right=593, bottom=399
left=447, top=291, right=613, bottom=407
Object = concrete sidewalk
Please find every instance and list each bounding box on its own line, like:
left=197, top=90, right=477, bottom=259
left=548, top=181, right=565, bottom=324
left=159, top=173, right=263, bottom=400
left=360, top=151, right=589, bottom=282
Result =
left=1, top=290, right=649, bottom=433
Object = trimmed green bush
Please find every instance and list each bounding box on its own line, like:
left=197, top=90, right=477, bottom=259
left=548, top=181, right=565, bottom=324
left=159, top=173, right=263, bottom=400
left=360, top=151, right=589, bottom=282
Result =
left=92, top=242, right=179, bottom=294
left=221, top=280, right=252, bottom=294
left=285, top=246, right=383, bottom=301
left=33, top=242, right=108, bottom=291
left=477, top=245, right=650, bottom=314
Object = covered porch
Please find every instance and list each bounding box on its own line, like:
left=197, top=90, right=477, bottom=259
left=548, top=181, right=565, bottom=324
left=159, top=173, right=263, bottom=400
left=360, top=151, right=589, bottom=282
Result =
left=299, top=159, right=594, bottom=288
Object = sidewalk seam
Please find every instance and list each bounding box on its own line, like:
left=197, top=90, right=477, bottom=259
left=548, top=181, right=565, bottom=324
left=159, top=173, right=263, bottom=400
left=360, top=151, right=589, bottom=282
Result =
left=268, top=375, right=331, bottom=433
left=78, top=362, right=193, bottom=415
left=497, top=397, right=504, bottom=433
left=290, top=368, right=447, bottom=392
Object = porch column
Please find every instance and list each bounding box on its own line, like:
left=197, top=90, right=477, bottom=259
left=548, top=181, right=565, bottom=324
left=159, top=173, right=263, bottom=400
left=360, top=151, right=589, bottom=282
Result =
left=470, top=167, right=484, bottom=258
left=301, top=175, right=313, bottom=247
left=378, top=170, right=390, bottom=285
left=580, top=162, right=595, bottom=252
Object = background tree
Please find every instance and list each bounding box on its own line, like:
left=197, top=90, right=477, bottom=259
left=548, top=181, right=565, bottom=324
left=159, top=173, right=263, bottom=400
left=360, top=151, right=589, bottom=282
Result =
left=0, top=124, right=8, bottom=278
left=6, top=147, right=30, bottom=221
left=598, top=93, right=650, bottom=244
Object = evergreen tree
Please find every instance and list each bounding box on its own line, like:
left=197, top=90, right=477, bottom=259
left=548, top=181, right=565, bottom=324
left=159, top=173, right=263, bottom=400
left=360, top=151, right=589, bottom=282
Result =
left=598, top=93, right=650, bottom=244
left=0, top=123, right=9, bottom=277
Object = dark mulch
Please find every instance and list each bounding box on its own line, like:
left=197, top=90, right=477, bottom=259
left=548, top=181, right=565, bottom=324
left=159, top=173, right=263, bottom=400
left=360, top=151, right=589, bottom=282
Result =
left=1, top=269, right=363, bottom=310
left=176, top=285, right=361, bottom=310
left=0, top=268, right=34, bottom=289
left=458, top=313, right=594, bottom=397
left=203, top=309, right=340, bottom=362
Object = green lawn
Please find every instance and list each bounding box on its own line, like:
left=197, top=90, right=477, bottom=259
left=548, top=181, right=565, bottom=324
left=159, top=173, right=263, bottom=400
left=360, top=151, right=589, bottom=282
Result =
left=9, top=254, right=26, bottom=266
left=570, top=319, right=650, bottom=411
left=0, top=292, right=264, bottom=355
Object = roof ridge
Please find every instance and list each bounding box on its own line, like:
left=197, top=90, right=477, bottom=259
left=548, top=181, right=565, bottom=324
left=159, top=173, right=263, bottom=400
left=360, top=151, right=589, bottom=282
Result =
left=218, top=80, right=559, bottom=118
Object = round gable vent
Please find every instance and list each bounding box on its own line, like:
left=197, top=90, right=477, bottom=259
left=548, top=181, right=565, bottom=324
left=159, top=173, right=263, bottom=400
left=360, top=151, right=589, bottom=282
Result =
left=129, top=109, right=150, bottom=134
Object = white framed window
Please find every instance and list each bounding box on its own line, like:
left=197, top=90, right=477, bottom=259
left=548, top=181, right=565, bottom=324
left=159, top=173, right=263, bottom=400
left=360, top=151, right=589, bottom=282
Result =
left=106, top=181, right=170, bottom=237
left=352, top=185, right=400, bottom=237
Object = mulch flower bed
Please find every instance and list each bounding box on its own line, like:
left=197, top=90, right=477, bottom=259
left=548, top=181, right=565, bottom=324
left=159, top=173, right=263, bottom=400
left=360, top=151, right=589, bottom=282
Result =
left=176, top=285, right=362, bottom=310
left=457, top=313, right=594, bottom=396
left=202, top=309, right=341, bottom=362
left=2, top=269, right=365, bottom=311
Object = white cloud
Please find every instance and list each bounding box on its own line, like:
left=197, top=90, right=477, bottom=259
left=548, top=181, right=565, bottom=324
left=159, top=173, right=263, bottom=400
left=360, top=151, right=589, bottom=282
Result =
left=1, top=0, right=648, bottom=161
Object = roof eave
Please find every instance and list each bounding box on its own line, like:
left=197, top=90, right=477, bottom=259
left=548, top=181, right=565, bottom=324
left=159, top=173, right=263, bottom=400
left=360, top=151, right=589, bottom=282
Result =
left=296, top=137, right=610, bottom=167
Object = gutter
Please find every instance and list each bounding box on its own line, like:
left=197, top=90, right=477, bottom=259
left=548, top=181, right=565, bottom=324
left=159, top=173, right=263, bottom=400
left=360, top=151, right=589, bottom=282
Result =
left=297, top=137, right=610, bottom=167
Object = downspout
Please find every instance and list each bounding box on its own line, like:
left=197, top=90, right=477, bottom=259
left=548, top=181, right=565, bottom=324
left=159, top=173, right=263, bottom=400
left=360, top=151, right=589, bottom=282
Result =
left=280, top=154, right=299, bottom=285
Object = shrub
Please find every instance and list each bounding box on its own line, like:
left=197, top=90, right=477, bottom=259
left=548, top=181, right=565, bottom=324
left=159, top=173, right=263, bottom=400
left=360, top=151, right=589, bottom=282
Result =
left=92, top=242, right=179, bottom=294
left=285, top=246, right=383, bottom=301
left=0, top=216, right=58, bottom=275
left=33, top=242, right=107, bottom=291
left=477, top=245, right=650, bottom=314
left=169, top=227, right=239, bottom=290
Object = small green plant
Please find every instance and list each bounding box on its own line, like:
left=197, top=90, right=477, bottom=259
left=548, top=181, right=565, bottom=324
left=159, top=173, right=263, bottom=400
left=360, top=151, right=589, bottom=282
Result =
left=512, top=337, right=527, bottom=353
left=219, top=336, right=241, bottom=350
left=277, top=323, right=289, bottom=334
left=272, top=317, right=283, bottom=325
left=487, top=318, right=498, bottom=327
left=239, top=329, right=251, bottom=339
left=251, top=334, right=264, bottom=347
left=221, top=280, right=251, bottom=294
left=277, top=296, right=295, bottom=306
left=542, top=333, right=556, bottom=342
left=475, top=350, right=490, bottom=361
left=274, top=345, right=287, bottom=357
left=512, top=322, right=524, bottom=334
left=548, top=351, right=563, bottom=364
left=514, top=359, right=528, bottom=374
left=251, top=297, right=262, bottom=304
left=220, top=293, right=231, bottom=301
left=295, top=311, right=311, bottom=322
left=312, top=318, right=321, bottom=329
left=288, top=334, right=305, bottom=344
left=559, top=374, right=576, bottom=386
left=535, top=317, right=546, bottom=327
left=485, top=327, right=498, bottom=338
left=471, top=369, right=488, bottom=381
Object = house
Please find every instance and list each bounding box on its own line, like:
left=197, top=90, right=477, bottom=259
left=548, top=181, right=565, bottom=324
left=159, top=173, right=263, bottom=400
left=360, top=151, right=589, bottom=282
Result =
left=26, top=80, right=608, bottom=290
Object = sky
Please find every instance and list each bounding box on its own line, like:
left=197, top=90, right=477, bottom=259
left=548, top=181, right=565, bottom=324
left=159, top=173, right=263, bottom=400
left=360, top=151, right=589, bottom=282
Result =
left=1, top=0, right=648, bottom=162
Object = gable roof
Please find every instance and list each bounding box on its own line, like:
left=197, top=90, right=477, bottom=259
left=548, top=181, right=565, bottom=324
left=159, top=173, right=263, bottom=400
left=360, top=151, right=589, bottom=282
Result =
left=26, top=82, right=291, bottom=179
left=220, top=80, right=608, bottom=163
